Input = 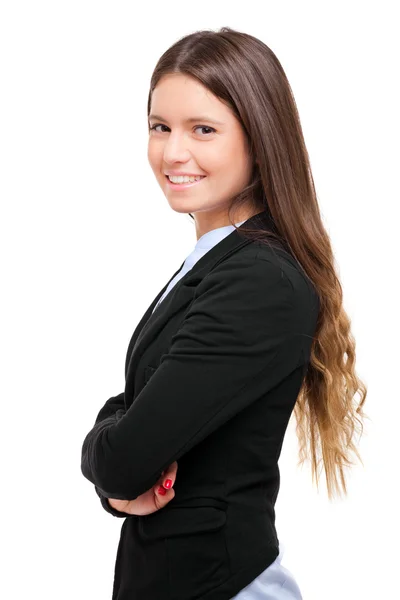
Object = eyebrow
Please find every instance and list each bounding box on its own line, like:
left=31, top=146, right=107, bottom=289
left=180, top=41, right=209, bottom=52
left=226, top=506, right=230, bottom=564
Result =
left=148, top=114, right=224, bottom=126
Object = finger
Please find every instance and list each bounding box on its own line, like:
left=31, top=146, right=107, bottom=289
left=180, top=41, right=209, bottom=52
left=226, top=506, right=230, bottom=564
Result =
left=161, top=461, right=178, bottom=489
left=166, top=460, right=178, bottom=476
left=154, top=485, right=175, bottom=509
left=157, top=467, right=169, bottom=483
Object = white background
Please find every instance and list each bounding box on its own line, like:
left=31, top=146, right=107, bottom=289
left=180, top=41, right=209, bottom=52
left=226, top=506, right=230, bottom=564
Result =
left=1, top=1, right=399, bottom=598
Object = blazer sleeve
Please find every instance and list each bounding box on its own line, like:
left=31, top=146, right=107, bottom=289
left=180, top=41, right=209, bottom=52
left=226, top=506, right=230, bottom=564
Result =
left=81, top=253, right=316, bottom=500
left=86, top=392, right=130, bottom=517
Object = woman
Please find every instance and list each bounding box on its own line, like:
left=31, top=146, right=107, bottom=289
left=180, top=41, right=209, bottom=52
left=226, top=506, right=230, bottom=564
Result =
left=81, top=27, right=368, bottom=600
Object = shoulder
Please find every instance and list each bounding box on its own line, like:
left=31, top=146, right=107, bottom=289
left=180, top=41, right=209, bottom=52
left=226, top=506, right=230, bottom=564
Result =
left=252, top=241, right=320, bottom=327
left=206, top=240, right=320, bottom=319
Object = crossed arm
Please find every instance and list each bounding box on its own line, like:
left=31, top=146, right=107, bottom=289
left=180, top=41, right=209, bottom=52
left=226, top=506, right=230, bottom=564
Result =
left=81, top=253, right=317, bottom=512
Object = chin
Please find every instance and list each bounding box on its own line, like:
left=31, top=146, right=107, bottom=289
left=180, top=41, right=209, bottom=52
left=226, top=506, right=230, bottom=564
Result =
left=166, top=201, right=198, bottom=215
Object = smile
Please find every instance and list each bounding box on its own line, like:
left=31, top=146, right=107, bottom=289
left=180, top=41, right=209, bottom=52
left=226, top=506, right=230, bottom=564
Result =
left=165, top=175, right=206, bottom=190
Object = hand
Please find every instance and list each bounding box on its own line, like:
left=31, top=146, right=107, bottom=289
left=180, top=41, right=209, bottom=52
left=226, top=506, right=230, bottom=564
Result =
left=107, top=461, right=178, bottom=516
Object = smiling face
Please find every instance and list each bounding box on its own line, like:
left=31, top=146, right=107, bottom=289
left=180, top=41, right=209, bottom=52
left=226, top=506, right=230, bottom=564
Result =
left=147, top=73, right=256, bottom=238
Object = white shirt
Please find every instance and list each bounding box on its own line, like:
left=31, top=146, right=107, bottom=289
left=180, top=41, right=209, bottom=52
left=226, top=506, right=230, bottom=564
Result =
left=152, top=220, right=247, bottom=315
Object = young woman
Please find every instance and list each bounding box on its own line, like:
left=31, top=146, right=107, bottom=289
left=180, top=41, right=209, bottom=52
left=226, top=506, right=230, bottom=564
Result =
left=81, top=27, right=368, bottom=600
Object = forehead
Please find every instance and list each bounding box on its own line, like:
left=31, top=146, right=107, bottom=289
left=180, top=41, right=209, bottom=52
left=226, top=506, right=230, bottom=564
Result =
left=150, top=74, right=233, bottom=123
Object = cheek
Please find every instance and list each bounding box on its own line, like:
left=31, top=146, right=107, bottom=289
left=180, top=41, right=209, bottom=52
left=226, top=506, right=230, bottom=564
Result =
left=213, top=139, right=241, bottom=174
left=147, top=142, right=162, bottom=170
left=201, top=150, right=227, bottom=176
left=225, top=145, right=251, bottom=180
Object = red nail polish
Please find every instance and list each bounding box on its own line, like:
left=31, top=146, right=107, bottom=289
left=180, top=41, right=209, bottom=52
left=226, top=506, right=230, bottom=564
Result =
left=164, top=479, right=172, bottom=489
left=157, top=486, right=166, bottom=495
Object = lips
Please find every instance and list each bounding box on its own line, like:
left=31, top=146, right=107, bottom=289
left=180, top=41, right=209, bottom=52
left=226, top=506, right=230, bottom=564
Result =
left=165, top=175, right=206, bottom=180
left=165, top=174, right=207, bottom=189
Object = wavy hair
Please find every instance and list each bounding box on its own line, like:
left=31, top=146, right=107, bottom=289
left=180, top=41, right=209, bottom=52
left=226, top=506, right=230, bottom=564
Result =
left=147, top=27, right=368, bottom=500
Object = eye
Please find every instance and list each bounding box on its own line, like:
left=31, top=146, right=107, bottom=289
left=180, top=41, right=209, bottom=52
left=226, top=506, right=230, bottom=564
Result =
left=149, top=124, right=216, bottom=136
left=193, top=126, right=216, bottom=136
left=149, top=124, right=169, bottom=133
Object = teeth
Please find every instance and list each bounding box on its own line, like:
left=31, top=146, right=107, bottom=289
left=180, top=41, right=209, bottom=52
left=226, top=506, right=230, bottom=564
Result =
left=168, top=175, right=204, bottom=183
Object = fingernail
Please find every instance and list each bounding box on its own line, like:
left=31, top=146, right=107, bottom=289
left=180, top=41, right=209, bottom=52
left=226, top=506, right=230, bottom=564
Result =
left=157, top=486, right=166, bottom=495
left=164, top=479, right=173, bottom=489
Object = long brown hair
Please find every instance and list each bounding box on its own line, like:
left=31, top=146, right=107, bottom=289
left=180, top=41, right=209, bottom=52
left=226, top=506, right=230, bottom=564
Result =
left=147, top=27, right=368, bottom=501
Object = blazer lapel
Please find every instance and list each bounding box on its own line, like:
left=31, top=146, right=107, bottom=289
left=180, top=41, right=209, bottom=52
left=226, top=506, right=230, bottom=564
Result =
left=123, top=260, right=186, bottom=378
left=124, top=208, right=276, bottom=392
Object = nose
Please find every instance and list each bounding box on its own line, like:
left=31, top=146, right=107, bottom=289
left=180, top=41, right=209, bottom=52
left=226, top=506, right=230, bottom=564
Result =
left=163, top=131, right=191, bottom=164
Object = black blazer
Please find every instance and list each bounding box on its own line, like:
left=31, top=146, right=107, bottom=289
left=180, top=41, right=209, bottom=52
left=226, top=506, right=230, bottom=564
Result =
left=81, top=210, right=319, bottom=600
